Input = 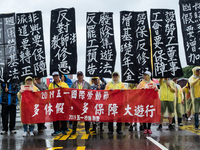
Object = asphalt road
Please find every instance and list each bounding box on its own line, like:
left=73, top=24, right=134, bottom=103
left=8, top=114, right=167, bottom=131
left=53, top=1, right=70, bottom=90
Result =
left=0, top=119, right=200, bottom=150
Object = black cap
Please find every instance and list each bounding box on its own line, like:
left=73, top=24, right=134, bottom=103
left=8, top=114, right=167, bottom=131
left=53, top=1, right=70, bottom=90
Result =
left=77, top=71, right=83, bottom=76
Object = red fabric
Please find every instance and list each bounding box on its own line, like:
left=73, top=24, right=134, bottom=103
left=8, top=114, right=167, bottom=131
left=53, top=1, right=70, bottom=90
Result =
left=21, top=88, right=161, bottom=124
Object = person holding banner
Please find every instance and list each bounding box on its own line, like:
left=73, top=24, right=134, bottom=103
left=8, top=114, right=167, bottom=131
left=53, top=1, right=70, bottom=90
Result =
left=105, top=71, right=126, bottom=135
left=172, top=78, right=184, bottom=126
left=61, top=75, right=73, bottom=88
left=137, top=71, right=158, bottom=134
left=71, top=71, right=91, bottom=135
left=48, top=71, right=69, bottom=136
left=34, top=77, right=48, bottom=132
left=189, top=67, right=200, bottom=129
left=157, top=78, right=176, bottom=131
left=90, top=77, right=107, bottom=133
left=0, top=82, right=19, bottom=135
left=17, top=76, right=39, bottom=137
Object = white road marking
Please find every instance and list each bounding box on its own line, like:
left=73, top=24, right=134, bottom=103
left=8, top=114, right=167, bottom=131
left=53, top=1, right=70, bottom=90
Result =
left=146, top=137, right=168, bottom=150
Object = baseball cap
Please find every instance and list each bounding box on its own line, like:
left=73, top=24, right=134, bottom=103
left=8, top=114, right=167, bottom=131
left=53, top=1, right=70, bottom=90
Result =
left=144, top=71, right=151, bottom=76
left=52, top=71, right=59, bottom=76
left=77, top=71, right=83, bottom=76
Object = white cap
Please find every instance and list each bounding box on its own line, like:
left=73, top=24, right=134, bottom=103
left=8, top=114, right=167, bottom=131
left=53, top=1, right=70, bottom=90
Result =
left=144, top=71, right=151, bottom=76
left=52, top=71, right=59, bottom=76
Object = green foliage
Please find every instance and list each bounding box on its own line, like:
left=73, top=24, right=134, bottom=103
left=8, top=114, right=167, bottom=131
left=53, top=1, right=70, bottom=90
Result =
left=182, top=66, right=195, bottom=78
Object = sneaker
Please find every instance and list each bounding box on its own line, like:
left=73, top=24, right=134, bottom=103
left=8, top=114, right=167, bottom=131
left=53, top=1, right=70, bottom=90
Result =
left=1, top=131, right=7, bottom=135
left=140, top=125, right=144, bottom=131
left=143, top=129, right=148, bottom=134
left=23, top=132, right=28, bottom=137
left=117, top=131, right=123, bottom=135
left=157, top=124, right=162, bottom=131
left=61, top=131, right=67, bottom=135
left=51, top=131, right=60, bottom=136
left=188, top=117, right=192, bottom=121
left=10, top=130, right=17, bottom=134
left=178, top=123, right=183, bottom=126
left=66, top=128, right=70, bottom=131
left=129, top=125, right=133, bottom=131
left=71, top=130, right=76, bottom=135
left=86, top=130, right=90, bottom=134
left=169, top=124, right=175, bottom=130
left=147, top=129, right=152, bottom=134
left=30, top=132, right=34, bottom=136
left=107, top=131, right=113, bottom=134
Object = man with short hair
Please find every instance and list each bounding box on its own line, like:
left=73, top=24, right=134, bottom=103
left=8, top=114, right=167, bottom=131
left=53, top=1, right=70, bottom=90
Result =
left=105, top=71, right=126, bottom=135
left=71, top=71, right=91, bottom=135
left=48, top=71, right=69, bottom=136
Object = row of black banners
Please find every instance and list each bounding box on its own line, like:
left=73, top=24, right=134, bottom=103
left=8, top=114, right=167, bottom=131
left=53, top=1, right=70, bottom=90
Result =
left=0, top=0, right=199, bottom=83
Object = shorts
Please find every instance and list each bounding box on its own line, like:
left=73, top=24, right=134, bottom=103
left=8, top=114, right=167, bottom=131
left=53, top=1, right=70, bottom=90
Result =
left=161, top=101, right=174, bottom=114
left=186, top=99, right=192, bottom=112
left=194, top=97, right=200, bottom=113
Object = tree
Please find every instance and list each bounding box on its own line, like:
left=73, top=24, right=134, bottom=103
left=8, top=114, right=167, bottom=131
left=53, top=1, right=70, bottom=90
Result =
left=182, top=66, right=195, bottom=78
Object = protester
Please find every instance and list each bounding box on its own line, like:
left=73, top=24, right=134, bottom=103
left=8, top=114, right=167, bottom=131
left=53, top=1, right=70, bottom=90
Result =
left=136, top=71, right=158, bottom=134
left=189, top=67, right=200, bottom=129
left=34, top=77, right=48, bottom=132
left=17, top=76, right=39, bottom=137
left=157, top=78, right=176, bottom=131
left=71, top=71, right=92, bottom=135
left=172, top=77, right=184, bottom=126
left=61, top=75, right=73, bottom=88
left=105, top=71, right=126, bottom=135
left=0, top=82, right=19, bottom=134
left=48, top=71, right=69, bottom=136
left=90, top=77, right=107, bottom=132
left=182, top=82, right=192, bottom=121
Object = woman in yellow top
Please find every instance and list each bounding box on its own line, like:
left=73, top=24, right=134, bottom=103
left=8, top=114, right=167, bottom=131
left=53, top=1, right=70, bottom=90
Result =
left=17, top=76, right=39, bottom=137
left=105, top=71, right=126, bottom=135
left=137, top=71, right=158, bottom=134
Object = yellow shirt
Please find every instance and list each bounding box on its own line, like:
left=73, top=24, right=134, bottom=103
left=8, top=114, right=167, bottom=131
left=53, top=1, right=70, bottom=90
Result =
left=175, top=84, right=183, bottom=104
left=105, top=81, right=126, bottom=90
left=48, top=80, right=69, bottom=90
left=137, top=80, right=155, bottom=89
left=159, top=79, right=175, bottom=101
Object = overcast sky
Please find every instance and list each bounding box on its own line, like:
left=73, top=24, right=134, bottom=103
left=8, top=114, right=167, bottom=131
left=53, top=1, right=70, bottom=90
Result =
left=1, top=0, right=187, bottom=80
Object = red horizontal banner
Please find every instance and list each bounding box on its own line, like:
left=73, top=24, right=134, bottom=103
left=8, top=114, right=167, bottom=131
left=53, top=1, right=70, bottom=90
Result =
left=21, top=88, right=161, bottom=124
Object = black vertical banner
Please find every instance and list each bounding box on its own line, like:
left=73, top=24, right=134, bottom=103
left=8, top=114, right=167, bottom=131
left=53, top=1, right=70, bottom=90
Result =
left=16, top=11, right=47, bottom=82
left=50, top=8, right=77, bottom=75
left=133, top=11, right=151, bottom=82
left=150, top=9, right=183, bottom=78
left=0, top=13, right=19, bottom=83
left=179, top=0, right=200, bottom=65
left=86, top=12, right=116, bottom=78
left=120, top=11, right=138, bottom=83
left=120, top=11, right=151, bottom=83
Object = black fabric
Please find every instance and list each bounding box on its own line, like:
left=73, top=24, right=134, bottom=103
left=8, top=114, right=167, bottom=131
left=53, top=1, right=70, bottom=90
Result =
left=16, top=11, right=47, bottom=82
left=179, top=0, right=200, bottom=65
left=108, top=122, right=122, bottom=132
left=73, top=121, right=90, bottom=131
left=120, top=11, right=151, bottom=83
left=50, top=8, right=77, bottom=75
left=143, top=123, right=151, bottom=129
left=1, top=83, right=19, bottom=105
left=53, top=121, right=67, bottom=132
left=1, top=104, right=16, bottom=131
left=150, top=9, right=183, bottom=78
left=86, top=12, right=116, bottom=78
left=0, top=13, right=19, bottom=83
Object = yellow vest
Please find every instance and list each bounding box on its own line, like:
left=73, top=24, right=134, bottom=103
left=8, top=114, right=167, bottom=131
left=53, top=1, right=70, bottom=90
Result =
left=105, top=81, right=126, bottom=90
left=160, top=80, right=175, bottom=101
left=48, top=81, right=69, bottom=90
left=175, top=84, right=182, bottom=104
left=138, top=80, right=154, bottom=89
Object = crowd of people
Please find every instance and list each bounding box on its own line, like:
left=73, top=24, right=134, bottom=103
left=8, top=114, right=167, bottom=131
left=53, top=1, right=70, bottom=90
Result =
left=0, top=66, right=199, bottom=137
